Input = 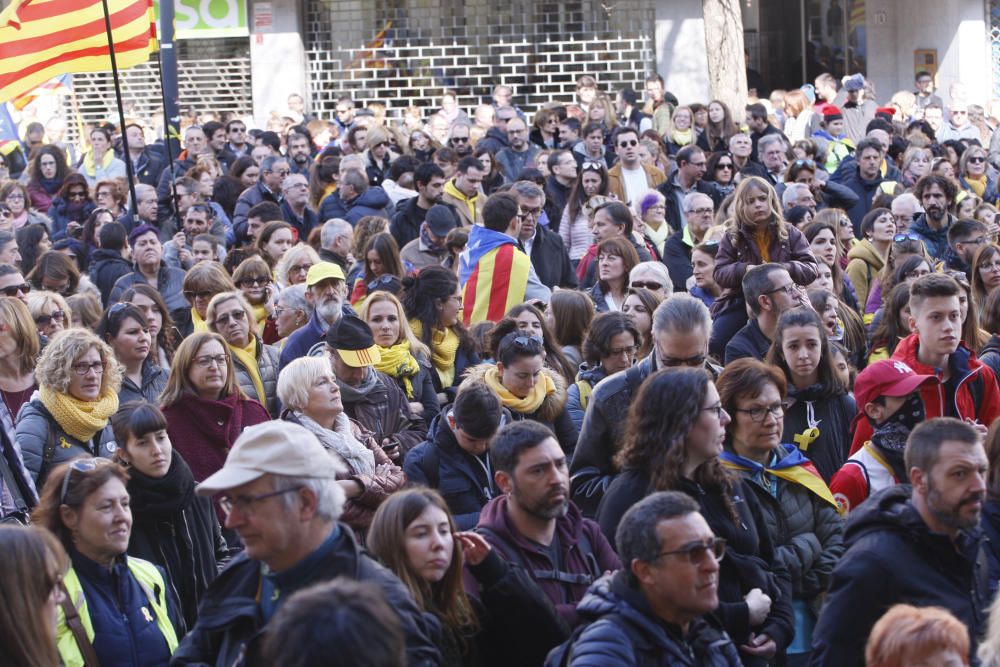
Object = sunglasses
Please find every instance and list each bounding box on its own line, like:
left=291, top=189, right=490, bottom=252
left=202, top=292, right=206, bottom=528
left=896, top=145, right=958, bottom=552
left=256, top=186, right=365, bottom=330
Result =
left=68, top=191, right=87, bottom=200
left=655, top=536, right=726, bottom=565
left=0, top=283, right=29, bottom=297
left=581, top=161, right=604, bottom=172
left=183, top=289, right=214, bottom=301
left=893, top=233, right=921, bottom=243
left=214, top=309, right=247, bottom=326
left=60, top=458, right=113, bottom=504
left=238, top=276, right=271, bottom=288
left=716, top=163, right=733, bottom=170
left=968, top=156, right=987, bottom=164
left=630, top=280, right=663, bottom=291
left=34, top=309, right=65, bottom=327
left=618, top=140, right=638, bottom=148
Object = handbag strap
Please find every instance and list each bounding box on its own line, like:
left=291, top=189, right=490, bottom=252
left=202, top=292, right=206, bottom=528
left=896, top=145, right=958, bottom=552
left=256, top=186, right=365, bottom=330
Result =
left=59, top=582, right=101, bottom=667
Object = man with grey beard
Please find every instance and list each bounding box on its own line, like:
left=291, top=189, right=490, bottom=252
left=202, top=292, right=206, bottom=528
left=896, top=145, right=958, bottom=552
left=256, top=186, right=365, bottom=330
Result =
left=278, top=262, right=349, bottom=370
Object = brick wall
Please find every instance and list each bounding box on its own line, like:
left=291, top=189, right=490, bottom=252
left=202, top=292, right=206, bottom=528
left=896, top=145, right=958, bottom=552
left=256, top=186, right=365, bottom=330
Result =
left=304, top=0, right=655, bottom=119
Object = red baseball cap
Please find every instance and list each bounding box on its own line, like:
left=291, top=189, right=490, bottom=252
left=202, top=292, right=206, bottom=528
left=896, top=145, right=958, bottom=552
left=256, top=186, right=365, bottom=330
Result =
left=854, top=359, right=935, bottom=412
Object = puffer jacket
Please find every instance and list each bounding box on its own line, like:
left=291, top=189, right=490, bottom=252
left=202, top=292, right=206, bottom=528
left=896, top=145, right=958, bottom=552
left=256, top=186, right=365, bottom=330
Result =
left=908, top=212, right=955, bottom=263
left=229, top=335, right=281, bottom=417
left=549, top=571, right=742, bottom=667
left=340, top=369, right=427, bottom=457
left=463, top=364, right=578, bottom=456
left=404, top=413, right=498, bottom=530
left=109, top=264, right=192, bottom=336
left=979, top=334, right=1000, bottom=382
left=729, top=445, right=845, bottom=600
left=570, top=355, right=657, bottom=517
left=781, top=384, right=856, bottom=483
left=16, top=397, right=117, bottom=487
left=844, top=239, right=886, bottom=311
left=566, top=363, right=608, bottom=432
left=118, top=360, right=169, bottom=406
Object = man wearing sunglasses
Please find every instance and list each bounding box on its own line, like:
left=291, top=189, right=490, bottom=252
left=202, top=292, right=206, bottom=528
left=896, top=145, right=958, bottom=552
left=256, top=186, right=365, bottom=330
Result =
left=607, top=126, right=665, bottom=206
left=937, top=101, right=981, bottom=143
left=0, top=264, right=29, bottom=304
left=548, top=491, right=738, bottom=665
left=942, top=218, right=989, bottom=275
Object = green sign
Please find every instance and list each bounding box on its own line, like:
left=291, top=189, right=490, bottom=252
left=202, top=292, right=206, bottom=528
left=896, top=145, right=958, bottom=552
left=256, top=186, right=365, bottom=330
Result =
left=153, top=0, right=249, bottom=40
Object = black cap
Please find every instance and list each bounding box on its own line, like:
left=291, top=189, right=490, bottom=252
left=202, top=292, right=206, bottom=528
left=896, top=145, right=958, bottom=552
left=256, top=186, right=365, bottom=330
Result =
left=325, top=316, right=380, bottom=367
left=425, top=204, right=460, bottom=238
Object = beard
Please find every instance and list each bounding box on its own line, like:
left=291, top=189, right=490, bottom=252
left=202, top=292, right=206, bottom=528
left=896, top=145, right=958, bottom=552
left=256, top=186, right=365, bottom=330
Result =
left=927, top=478, right=984, bottom=532
left=316, top=298, right=343, bottom=324
left=512, top=483, right=569, bottom=520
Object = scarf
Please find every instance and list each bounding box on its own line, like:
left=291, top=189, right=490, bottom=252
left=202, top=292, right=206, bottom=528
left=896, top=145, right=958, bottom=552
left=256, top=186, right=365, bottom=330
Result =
left=375, top=341, right=421, bottom=399
left=39, top=177, right=62, bottom=195
left=191, top=307, right=209, bottom=334
left=721, top=445, right=840, bottom=512
left=869, top=393, right=924, bottom=480
left=412, top=320, right=460, bottom=388
left=644, top=218, right=671, bottom=257
left=39, top=385, right=119, bottom=443
left=481, top=365, right=555, bottom=415
left=251, top=304, right=269, bottom=335
left=82, top=149, right=114, bottom=178
left=229, top=336, right=266, bottom=407
left=336, top=366, right=380, bottom=404
left=670, top=128, right=694, bottom=147
left=127, top=451, right=196, bottom=522
left=293, top=411, right=376, bottom=476
left=419, top=226, right=447, bottom=255
left=966, top=174, right=988, bottom=198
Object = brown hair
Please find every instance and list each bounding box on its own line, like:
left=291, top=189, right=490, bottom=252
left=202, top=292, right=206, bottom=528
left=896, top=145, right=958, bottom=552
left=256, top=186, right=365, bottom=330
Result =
left=716, top=358, right=787, bottom=450
left=0, top=296, right=39, bottom=375
left=548, top=289, right=595, bottom=349
left=31, top=457, right=129, bottom=549
left=159, top=332, right=242, bottom=406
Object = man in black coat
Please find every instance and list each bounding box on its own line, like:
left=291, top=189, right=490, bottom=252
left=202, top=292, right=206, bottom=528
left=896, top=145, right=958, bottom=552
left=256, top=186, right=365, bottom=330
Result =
left=89, top=222, right=133, bottom=306
left=403, top=381, right=505, bottom=530
left=656, top=146, right=720, bottom=233
left=173, top=421, right=442, bottom=667
left=513, top=181, right=577, bottom=289
left=811, top=418, right=990, bottom=667
left=390, top=162, right=446, bottom=248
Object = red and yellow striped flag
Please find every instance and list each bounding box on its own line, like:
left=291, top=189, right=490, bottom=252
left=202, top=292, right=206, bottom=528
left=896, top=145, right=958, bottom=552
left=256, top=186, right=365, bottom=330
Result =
left=461, top=243, right=531, bottom=326
left=0, top=0, right=157, bottom=104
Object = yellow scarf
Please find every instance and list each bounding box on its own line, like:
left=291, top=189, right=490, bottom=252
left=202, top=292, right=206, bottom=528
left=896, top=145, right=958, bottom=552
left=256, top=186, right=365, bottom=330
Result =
left=251, top=304, right=269, bottom=336
left=191, top=308, right=209, bottom=334
left=229, top=337, right=266, bottom=406
left=482, top=365, right=555, bottom=415
left=82, top=149, right=114, bottom=178
left=444, top=179, right=478, bottom=222
left=411, top=320, right=460, bottom=388
left=375, top=341, right=421, bottom=398
left=40, top=385, right=119, bottom=444
left=670, top=128, right=694, bottom=146
left=966, top=174, right=988, bottom=198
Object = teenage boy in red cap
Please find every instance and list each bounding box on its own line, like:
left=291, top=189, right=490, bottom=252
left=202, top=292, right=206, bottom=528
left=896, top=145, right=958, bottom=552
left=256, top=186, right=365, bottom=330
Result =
left=830, top=359, right=935, bottom=513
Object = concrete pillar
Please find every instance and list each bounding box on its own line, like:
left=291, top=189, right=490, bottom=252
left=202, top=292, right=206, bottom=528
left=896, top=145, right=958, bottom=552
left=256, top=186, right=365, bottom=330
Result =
left=249, top=0, right=308, bottom=128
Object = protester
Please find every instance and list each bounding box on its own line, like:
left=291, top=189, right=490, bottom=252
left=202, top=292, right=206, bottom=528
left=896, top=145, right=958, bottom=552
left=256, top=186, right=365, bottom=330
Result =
left=97, top=302, right=168, bottom=405
left=566, top=312, right=640, bottom=431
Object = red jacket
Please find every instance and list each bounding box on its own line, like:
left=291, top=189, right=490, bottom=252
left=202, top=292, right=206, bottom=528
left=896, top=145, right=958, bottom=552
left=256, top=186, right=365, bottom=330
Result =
left=849, top=334, right=1000, bottom=453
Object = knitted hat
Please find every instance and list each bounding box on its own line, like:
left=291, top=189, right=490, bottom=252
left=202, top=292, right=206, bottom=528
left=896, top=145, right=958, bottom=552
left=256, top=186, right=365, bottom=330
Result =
left=875, top=107, right=896, bottom=121
left=844, top=74, right=866, bottom=92
left=821, top=106, right=843, bottom=123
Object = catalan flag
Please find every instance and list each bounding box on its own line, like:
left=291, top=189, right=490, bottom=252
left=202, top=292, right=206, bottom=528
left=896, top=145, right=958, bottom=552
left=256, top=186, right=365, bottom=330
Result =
left=10, top=73, right=72, bottom=111
left=0, top=0, right=156, bottom=105
left=721, top=445, right=841, bottom=513
left=459, top=225, right=531, bottom=326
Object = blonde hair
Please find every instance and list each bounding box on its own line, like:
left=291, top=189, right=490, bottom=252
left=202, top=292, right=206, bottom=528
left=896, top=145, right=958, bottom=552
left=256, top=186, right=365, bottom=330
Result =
left=726, top=176, right=789, bottom=243
left=0, top=297, right=39, bottom=375
left=65, top=293, right=102, bottom=331
left=25, top=290, right=72, bottom=328
left=357, top=291, right=430, bottom=358
left=276, top=355, right=332, bottom=412
left=159, top=332, right=242, bottom=406
left=206, top=291, right=258, bottom=338
left=275, top=243, right=321, bottom=288
left=35, top=328, right=122, bottom=395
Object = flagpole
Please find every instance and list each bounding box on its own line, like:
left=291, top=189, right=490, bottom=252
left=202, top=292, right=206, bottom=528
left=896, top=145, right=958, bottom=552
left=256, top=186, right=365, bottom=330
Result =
left=99, top=0, right=139, bottom=224
left=156, top=0, right=181, bottom=219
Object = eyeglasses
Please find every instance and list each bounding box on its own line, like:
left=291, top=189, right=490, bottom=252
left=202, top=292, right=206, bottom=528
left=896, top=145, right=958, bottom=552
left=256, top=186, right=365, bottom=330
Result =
left=214, top=309, right=247, bottom=326
left=618, top=140, right=638, bottom=148
left=367, top=275, right=396, bottom=291
left=0, top=282, right=29, bottom=297
left=630, top=280, right=663, bottom=291
left=35, top=310, right=66, bottom=327
left=272, top=170, right=290, bottom=177
left=194, top=354, right=228, bottom=368
left=218, top=486, right=303, bottom=518
left=183, top=289, right=214, bottom=301
left=959, top=236, right=987, bottom=246
left=289, top=263, right=313, bottom=275
left=735, top=403, right=784, bottom=423
left=60, top=458, right=113, bottom=504
left=686, top=207, right=714, bottom=216
left=655, top=537, right=726, bottom=565
left=70, top=360, right=104, bottom=377
left=449, top=137, right=470, bottom=144
left=519, top=206, right=543, bottom=220
left=766, top=282, right=801, bottom=298
left=607, top=345, right=638, bottom=357
left=229, top=126, right=247, bottom=133
left=5, top=194, right=24, bottom=201
left=238, top=276, right=271, bottom=288
left=660, top=353, right=707, bottom=368
left=702, top=403, right=726, bottom=420
left=716, top=163, right=733, bottom=170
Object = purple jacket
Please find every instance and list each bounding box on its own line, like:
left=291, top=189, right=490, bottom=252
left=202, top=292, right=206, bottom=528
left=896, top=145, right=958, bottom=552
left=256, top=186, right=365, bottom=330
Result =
left=473, top=495, right=621, bottom=626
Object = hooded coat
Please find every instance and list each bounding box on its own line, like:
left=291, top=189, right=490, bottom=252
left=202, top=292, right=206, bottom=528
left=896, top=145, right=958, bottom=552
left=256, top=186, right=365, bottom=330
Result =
left=844, top=239, right=886, bottom=311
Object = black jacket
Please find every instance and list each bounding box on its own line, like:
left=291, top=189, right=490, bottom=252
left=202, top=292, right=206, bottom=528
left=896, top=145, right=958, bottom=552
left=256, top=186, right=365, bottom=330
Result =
left=476, top=128, right=509, bottom=156
left=656, top=170, right=722, bottom=234
left=404, top=413, right=498, bottom=530
left=89, top=248, right=133, bottom=306
left=663, top=230, right=694, bottom=292
left=528, top=225, right=577, bottom=290
left=979, top=334, right=1000, bottom=382
left=171, top=525, right=442, bottom=667
left=391, top=196, right=430, bottom=248
left=280, top=200, right=319, bottom=240
left=544, top=175, right=572, bottom=234
left=126, top=452, right=228, bottom=630
left=550, top=570, right=742, bottom=667
left=724, top=318, right=771, bottom=365
left=810, top=486, right=989, bottom=667
left=829, top=158, right=889, bottom=237
left=781, top=385, right=856, bottom=483
left=596, top=471, right=794, bottom=654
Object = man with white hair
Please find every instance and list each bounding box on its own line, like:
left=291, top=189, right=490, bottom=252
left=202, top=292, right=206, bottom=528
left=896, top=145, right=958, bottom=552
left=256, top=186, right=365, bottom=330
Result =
left=279, top=262, right=350, bottom=370
left=318, top=218, right=353, bottom=274
left=628, top=261, right=672, bottom=299
left=937, top=100, right=980, bottom=143
left=172, top=421, right=441, bottom=666
left=891, top=193, right=921, bottom=234
left=781, top=182, right=817, bottom=213
left=664, top=192, right=714, bottom=291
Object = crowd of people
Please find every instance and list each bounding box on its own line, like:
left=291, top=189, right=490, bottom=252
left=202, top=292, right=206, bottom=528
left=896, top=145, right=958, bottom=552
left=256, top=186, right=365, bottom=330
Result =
left=3, top=68, right=1000, bottom=666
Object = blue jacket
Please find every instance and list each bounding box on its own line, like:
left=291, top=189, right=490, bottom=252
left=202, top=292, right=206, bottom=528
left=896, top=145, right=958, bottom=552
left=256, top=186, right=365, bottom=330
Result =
left=547, top=570, right=742, bottom=667
left=908, top=212, right=955, bottom=262
left=404, top=413, right=498, bottom=530
left=319, top=186, right=393, bottom=226
left=829, top=159, right=887, bottom=237
left=69, top=549, right=180, bottom=667
left=566, top=364, right=608, bottom=433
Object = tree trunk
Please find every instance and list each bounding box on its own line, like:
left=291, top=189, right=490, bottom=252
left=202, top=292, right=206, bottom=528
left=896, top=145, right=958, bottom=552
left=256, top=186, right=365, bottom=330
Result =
left=703, top=0, right=747, bottom=118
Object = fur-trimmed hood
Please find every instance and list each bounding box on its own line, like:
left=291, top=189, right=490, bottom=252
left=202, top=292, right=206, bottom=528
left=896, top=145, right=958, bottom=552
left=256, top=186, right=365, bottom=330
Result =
left=463, top=362, right=569, bottom=422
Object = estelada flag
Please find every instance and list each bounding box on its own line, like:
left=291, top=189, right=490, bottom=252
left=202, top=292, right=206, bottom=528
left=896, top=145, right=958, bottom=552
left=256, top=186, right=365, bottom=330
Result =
left=459, top=225, right=531, bottom=326
left=0, top=0, right=157, bottom=104
left=721, top=444, right=842, bottom=514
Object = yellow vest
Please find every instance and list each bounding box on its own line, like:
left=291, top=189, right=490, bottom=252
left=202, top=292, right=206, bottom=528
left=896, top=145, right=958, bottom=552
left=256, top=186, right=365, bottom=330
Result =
left=56, top=557, right=179, bottom=667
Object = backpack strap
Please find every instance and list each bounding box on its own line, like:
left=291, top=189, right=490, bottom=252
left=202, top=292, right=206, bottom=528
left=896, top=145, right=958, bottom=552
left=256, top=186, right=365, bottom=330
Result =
left=59, top=582, right=101, bottom=667
left=476, top=525, right=599, bottom=588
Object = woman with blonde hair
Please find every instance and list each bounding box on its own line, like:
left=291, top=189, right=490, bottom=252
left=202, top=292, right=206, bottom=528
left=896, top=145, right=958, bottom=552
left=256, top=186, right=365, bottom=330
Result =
left=183, top=260, right=237, bottom=333
left=781, top=89, right=815, bottom=143
left=363, top=124, right=400, bottom=188
left=275, top=242, right=320, bottom=288
left=900, top=146, right=933, bottom=188
left=15, top=329, right=121, bottom=485
left=359, top=290, right=440, bottom=422
left=231, top=255, right=276, bottom=340
left=205, top=291, right=281, bottom=416
left=0, top=524, right=69, bottom=667
left=665, top=105, right=697, bottom=156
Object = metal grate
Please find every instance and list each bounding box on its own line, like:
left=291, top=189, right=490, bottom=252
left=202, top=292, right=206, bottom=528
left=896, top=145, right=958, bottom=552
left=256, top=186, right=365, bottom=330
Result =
left=304, top=0, right=655, bottom=119
left=63, top=37, right=252, bottom=139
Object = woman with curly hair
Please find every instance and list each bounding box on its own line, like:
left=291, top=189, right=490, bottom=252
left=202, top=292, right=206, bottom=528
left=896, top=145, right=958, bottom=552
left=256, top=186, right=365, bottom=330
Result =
left=596, top=366, right=794, bottom=664
left=26, top=144, right=71, bottom=214
left=565, top=311, right=639, bottom=431
left=15, top=328, right=121, bottom=486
